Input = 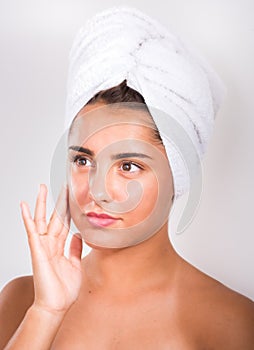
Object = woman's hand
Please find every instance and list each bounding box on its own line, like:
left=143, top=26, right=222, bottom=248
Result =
left=20, top=183, right=83, bottom=316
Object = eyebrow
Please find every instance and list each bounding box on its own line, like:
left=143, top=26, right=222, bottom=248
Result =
left=68, top=146, right=94, bottom=156
left=111, top=153, right=152, bottom=160
left=68, top=146, right=152, bottom=160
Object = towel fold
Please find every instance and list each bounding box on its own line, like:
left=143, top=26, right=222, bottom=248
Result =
left=64, top=5, right=226, bottom=200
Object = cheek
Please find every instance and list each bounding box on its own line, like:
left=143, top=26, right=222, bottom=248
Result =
left=124, top=173, right=159, bottom=223
left=107, top=171, right=130, bottom=202
left=69, top=172, right=90, bottom=208
left=139, top=175, right=159, bottom=213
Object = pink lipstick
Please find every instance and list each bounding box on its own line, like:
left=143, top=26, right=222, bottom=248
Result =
left=86, top=212, right=121, bottom=228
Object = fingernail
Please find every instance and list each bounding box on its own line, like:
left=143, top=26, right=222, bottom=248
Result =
left=39, top=184, right=47, bottom=193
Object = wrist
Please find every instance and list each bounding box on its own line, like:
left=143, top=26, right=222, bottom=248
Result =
left=29, top=303, right=67, bottom=322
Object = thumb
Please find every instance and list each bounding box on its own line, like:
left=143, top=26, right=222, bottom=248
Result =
left=69, top=233, right=83, bottom=267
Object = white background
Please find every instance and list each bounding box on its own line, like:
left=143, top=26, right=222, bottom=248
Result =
left=0, top=0, right=253, bottom=300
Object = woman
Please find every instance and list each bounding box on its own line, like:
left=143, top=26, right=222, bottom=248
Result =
left=1, top=6, right=254, bottom=349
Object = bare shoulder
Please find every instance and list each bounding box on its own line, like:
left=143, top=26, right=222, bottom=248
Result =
left=0, top=275, right=34, bottom=349
left=191, top=269, right=254, bottom=349
left=211, top=281, right=254, bottom=349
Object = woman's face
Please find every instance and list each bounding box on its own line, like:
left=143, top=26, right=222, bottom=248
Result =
left=67, top=102, right=174, bottom=249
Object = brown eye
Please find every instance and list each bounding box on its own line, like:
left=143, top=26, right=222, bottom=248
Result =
left=121, top=162, right=142, bottom=173
left=122, top=162, right=131, bottom=171
left=71, top=155, right=92, bottom=167
left=77, top=158, right=88, bottom=166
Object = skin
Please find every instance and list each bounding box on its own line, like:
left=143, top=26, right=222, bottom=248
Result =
left=67, top=102, right=174, bottom=249
left=0, top=102, right=253, bottom=349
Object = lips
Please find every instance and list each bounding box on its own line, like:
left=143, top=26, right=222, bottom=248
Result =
left=86, top=212, right=121, bottom=228
left=87, top=212, right=116, bottom=219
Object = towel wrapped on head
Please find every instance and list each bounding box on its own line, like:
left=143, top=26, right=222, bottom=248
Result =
left=64, top=5, right=226, bottom=201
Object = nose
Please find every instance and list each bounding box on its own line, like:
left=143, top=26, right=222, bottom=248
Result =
left=88, top=188, right=111, bottom=203
left=88, top=165, right=111, bottom=204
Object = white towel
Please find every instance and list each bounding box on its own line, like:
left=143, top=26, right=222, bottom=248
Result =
left=64, top=5, right=226, bottom=202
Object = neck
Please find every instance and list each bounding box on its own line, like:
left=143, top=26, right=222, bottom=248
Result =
left=82, top=223, right=183, bottom=296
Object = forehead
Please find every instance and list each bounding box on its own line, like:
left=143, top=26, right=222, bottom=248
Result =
left=68, top=103, right=171, bottom=177
left=68, top=104, right=157, bottom=147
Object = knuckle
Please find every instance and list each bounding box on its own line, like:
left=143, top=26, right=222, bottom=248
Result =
left=35, top=217, right=46, bottom=224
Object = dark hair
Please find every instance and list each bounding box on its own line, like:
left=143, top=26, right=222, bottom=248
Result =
left=87, top=79, right=146, bottom=105
left=69, top=79, right=162, bottom=144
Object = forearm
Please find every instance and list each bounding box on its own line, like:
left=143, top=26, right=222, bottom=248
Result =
left=4, top=305, right=65, bottom=350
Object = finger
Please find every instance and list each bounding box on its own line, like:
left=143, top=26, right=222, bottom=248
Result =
left=20, top=201, right=42, bottom=258
left=60, top=196, right=71, bottom=234
left=47, top=183, right=69, bottom=237
left=20, top=201, right=38, bottom=238
left=57, top=204, right=71, bottom=252
left=69, top=233, right=82, bottom=268
left=34, top=184, right=48, bottom=235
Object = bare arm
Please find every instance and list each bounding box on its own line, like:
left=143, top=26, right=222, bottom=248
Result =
left=1, top=184, right=83, bottom=349
left=4, top=305, right=66, bottom=350
left=0, top=277, right=34, bottom=349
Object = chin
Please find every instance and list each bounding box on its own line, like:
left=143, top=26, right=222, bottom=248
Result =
left=83, top=239, right=125, bottom=252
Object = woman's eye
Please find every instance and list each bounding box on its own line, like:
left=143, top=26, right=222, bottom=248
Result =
left=72, top=155, right=92, bottom=167
left=120, top=162, right=142, bottom=173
